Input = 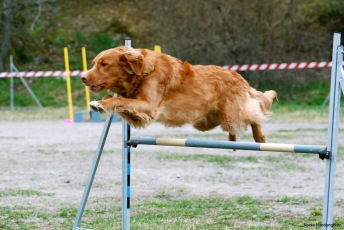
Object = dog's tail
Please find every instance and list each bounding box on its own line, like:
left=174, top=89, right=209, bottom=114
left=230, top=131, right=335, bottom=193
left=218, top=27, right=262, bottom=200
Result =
left=245, top=89, right=277, bottom=123
left=262, top=90, right=277, bottom=111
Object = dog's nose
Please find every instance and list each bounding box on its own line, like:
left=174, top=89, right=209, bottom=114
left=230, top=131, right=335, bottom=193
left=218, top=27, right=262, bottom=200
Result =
left=81, top=72, right=87, bottom=82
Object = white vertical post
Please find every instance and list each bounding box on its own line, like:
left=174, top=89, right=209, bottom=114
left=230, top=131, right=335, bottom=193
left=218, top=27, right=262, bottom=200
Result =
left=12, top=64, right=43, bottom=110
left=10, top=55, right=14, bottom=111
left=122, top=38, right=131, bottom=230
left=9, top=57, right=43, bottom=110
left=322, top=32, right=341, bottom=230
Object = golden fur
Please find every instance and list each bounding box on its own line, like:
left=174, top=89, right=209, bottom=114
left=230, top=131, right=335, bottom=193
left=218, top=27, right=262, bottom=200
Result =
left=81, top=46, right=277, bottom=142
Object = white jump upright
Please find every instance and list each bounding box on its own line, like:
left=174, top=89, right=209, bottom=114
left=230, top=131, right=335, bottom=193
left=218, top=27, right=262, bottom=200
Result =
left=121, top=38, right=131, bottom=230
left=322, top=32, right=342, bottom=230
left=73, top=33, right=342, bottom=230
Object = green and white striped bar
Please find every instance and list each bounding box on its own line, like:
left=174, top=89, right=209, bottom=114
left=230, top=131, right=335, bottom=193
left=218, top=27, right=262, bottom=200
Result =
left=128, top=137, right=327, bottom=154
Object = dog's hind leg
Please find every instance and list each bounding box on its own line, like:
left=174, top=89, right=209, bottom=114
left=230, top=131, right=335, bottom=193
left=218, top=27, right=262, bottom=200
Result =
left=251, top=123, right=266, bottom=143
left=229, top=133, right=236, bottom=142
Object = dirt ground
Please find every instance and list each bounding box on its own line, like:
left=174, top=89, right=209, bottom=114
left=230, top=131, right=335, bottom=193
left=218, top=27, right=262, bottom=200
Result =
left=0, top=118, right=343, bottom=221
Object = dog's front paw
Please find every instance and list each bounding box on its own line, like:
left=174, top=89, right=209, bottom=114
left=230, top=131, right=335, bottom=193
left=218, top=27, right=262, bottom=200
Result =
left=90, top=101, right=105, bottom=114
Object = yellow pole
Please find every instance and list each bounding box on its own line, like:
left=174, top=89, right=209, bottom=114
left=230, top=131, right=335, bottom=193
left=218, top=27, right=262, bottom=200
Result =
left=64, top=47, right=74, bottom=122
left=82, top=47, right=91, bottom=110
left=154, top=45, right=161, bottom=53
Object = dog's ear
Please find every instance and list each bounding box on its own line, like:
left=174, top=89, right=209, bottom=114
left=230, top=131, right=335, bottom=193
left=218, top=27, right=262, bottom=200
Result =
left=119, top=49, right=143, bottom=75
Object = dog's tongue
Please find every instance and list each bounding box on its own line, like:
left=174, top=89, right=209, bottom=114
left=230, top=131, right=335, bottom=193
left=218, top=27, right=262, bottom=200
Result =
left=91, top=85, right=102, bottom=92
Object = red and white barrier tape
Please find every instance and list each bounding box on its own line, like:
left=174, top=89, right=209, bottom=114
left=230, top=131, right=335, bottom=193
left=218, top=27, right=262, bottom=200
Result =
left=0, top=70, right=84, bottom=78
left=0, top=61, right=333, bottom=78
left=224, top=61, right=332, bottom=71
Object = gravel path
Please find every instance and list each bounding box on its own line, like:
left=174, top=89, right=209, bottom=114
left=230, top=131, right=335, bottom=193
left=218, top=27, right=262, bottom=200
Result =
left=0, top=119, right=343, bottom=217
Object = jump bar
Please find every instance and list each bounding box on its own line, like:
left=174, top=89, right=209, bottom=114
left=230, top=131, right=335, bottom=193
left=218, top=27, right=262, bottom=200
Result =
left=128, top=137, right=327, bottom=154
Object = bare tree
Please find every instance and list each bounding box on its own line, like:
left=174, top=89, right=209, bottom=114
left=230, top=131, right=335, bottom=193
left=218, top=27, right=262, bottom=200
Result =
left=0, top=0, right=13, bottom=71
left=0, top=0, right=56, bottom=71
left=136, top=0, right=330, bottom=65
left=30, top=0, right=43, bottom=30
left=132, top=0, right=334, bottom=101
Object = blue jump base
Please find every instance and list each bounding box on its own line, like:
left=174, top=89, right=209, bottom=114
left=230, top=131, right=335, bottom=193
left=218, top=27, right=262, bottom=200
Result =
left=74, top=110, right=120, bottom=122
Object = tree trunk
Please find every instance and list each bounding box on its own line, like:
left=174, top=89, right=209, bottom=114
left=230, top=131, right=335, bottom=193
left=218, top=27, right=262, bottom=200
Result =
left=0, top=0, right=13, bottom=71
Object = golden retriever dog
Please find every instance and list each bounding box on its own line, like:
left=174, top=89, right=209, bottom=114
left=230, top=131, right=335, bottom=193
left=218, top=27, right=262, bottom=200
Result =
left=81, top=46, right=276, bottom=142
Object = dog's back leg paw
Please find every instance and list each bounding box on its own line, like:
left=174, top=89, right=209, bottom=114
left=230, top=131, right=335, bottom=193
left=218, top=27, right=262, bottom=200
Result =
left=251, top=123, right=266, bottom=143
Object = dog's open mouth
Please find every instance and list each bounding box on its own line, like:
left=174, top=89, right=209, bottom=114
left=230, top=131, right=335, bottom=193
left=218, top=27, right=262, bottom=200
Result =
left=90, top=83, right=107, bottom=93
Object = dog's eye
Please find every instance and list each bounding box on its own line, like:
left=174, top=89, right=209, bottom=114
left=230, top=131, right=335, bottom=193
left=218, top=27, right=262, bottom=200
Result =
left=100, top=62, right=107, bottom=67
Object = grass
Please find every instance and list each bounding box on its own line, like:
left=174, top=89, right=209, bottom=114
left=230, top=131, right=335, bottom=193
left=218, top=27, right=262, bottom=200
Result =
left=133, top=197, right=273, bottom=229
left=270, top=102, right=344, bottom=123
left=0, top=77, right=109, bottom=110
left=156, top=153, right=259, bottom=165
left=2, top=196, right=343, bottom=230
left=0, top=189, right=50, bottom=197
left=1, top=99, right=343, bottom=229
left=276, top=197, right=309, bottom=204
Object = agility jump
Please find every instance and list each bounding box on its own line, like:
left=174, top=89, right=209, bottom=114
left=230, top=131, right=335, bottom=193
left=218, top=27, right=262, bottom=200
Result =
left=73, top=33, right=343, bottom=230
left=128, top=137, right=328, bottom=157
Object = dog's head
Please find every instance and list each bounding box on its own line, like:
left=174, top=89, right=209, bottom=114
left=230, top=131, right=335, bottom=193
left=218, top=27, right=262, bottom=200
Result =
left=81, top=46, right=155, bottom=95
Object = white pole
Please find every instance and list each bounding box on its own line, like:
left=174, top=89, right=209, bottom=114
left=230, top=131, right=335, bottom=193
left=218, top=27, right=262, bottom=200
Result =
left=10, top=55, right=14, bottom=111
left=122, top=37, right=131, bottom=230
left=322, top=32, right=341, bottom=230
